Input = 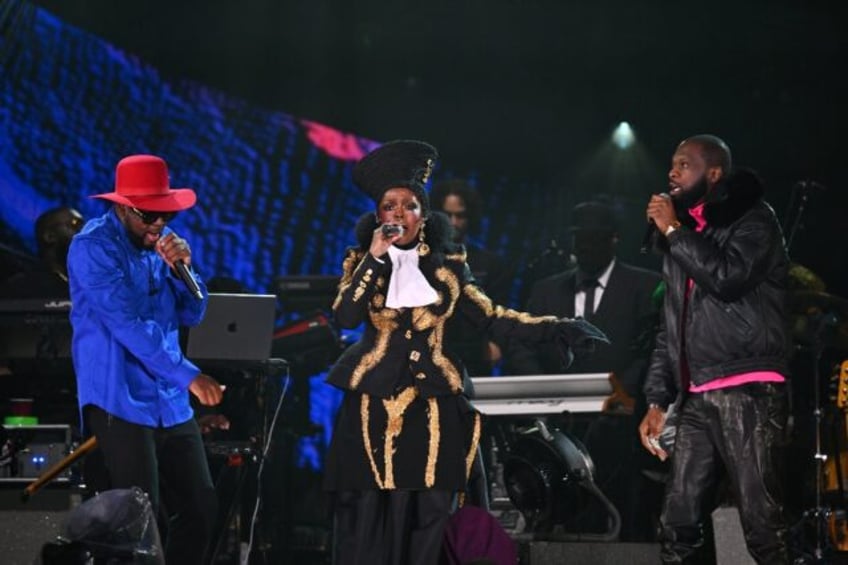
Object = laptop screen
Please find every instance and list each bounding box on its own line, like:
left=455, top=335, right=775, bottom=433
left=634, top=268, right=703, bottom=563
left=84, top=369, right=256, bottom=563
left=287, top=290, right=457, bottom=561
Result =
left=185, top=293, right=277, bottom=361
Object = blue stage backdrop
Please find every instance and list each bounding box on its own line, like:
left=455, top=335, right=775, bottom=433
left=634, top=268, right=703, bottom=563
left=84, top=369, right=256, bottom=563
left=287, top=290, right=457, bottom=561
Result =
left=0, top=3, right=552, bottom=469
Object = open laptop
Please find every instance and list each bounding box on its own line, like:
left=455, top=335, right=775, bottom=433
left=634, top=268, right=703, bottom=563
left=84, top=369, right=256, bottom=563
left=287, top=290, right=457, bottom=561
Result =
left=185, top=293, right=277, bottom=362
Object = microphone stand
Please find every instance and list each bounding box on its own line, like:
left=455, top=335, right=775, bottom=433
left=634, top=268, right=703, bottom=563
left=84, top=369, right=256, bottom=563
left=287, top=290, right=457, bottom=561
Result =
left=799, top=312, right=839, bottom=562
left=783, top=180, right=822, bottom=256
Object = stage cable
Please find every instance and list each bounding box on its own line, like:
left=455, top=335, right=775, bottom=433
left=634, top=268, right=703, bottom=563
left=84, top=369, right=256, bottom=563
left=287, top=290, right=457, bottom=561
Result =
left=242, top=367, right=291, bottom=565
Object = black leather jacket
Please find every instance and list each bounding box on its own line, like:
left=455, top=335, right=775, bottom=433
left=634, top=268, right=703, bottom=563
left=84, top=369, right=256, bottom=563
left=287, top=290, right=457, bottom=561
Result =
left=644, top=169, right=791, bottom=409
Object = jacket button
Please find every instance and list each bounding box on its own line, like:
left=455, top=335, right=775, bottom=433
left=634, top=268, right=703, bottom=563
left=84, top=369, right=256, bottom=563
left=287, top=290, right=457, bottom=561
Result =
left=415, top=372, right=426, bottom=380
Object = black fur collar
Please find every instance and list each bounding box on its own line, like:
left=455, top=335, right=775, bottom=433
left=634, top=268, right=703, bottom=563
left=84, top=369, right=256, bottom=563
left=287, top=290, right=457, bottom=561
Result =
left=701, top=167, right=766, bottom=227
left=353, top=210, right=460, bottom=258
left=653, top=168, right=767, bottom=253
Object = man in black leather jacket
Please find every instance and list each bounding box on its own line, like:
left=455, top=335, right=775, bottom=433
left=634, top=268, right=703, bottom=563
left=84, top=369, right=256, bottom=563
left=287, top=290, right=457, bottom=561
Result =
left=639, top=135, right=791, bottom=564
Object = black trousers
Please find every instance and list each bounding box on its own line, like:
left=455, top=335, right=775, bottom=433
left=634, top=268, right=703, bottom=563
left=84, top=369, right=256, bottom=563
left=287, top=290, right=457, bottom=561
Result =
left=85, top=405, right=218, bottom=565
left=659, top=383, right=789, bottom=565
left=332, top=489, right=452, bottom=565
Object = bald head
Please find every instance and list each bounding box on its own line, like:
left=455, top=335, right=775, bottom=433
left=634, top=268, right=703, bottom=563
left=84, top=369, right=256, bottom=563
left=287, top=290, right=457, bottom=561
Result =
left=34, top=206, right=84, bottom=260
left=683, top=134, right=732, bottom=175
left=668, top=135, right=733, bottom=207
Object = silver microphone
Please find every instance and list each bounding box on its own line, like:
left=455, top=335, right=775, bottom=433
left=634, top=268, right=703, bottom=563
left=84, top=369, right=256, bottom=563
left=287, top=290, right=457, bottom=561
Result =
left=381, top=224, right=404, bottom=238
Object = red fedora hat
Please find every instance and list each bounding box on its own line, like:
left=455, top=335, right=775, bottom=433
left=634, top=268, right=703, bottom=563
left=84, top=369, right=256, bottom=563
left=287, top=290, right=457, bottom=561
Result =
left=91, top=155, right=196, bottom=212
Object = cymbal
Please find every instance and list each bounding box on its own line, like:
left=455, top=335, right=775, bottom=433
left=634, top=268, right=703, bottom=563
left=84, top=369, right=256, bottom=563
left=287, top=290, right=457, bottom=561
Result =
left=788, top=263, right=827, bottom=293
left=788, top=290, right=848, bottom=319
left=789, top=291, right=848, bottom=350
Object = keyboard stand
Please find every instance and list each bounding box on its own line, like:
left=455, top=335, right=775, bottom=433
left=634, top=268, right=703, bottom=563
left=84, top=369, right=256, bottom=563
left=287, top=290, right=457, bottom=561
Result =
left=194, top=357, right=290, bottom=565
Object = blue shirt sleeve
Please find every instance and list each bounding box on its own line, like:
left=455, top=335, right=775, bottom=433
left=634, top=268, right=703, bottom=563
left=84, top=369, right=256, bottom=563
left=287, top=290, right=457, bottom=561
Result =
left=69, top=234, right=204, bottom=390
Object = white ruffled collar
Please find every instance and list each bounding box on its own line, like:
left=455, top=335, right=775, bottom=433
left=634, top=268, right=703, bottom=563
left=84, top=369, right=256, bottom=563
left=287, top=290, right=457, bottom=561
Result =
left=385, top=245, right=439, bottom=308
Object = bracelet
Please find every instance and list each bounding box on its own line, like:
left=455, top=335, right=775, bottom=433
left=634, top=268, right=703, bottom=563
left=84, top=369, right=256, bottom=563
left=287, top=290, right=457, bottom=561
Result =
left=664, top=221, right=681, bottom=237
left=648, top=403, right=665, bottom=411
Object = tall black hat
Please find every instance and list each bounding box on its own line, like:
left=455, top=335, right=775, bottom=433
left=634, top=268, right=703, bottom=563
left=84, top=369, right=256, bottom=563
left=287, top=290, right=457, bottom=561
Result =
left=569, top=201, right=618, bottom=232
left=353, top=140, right=438, bottom=213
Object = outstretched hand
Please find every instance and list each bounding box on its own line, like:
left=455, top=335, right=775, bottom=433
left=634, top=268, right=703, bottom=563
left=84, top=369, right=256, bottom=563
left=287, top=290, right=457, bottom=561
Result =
left=554, top=318, right=609, bottom=368
left=557, top=318, right=609, bottom=350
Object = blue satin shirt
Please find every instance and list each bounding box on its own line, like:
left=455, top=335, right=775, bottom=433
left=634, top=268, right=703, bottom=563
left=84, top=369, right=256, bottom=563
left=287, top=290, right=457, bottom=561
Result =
left=68, top=210, right=207, bottom=428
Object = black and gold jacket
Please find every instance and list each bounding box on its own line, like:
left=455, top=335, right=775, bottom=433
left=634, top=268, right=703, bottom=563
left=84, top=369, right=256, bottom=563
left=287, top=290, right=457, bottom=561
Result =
left=325, top=212, right=561, bottom=399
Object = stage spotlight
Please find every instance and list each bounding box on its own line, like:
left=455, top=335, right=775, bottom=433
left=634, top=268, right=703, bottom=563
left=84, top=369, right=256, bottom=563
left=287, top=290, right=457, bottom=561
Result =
left=612, top=121, right=635, bottom=150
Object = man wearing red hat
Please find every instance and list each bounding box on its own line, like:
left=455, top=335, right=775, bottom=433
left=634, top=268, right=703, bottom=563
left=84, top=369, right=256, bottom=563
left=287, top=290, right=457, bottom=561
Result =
left=67, top=154, right=225, bottom=564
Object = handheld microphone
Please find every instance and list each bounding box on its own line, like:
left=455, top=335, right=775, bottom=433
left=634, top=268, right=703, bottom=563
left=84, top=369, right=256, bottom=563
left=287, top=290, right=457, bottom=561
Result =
left=381, top=224, right=404, bottom=238
left=640, top=192, right=670, bottom=254
left=640, top=221, right=657, bottom=255
left=175, top=260, right=203, bottom=300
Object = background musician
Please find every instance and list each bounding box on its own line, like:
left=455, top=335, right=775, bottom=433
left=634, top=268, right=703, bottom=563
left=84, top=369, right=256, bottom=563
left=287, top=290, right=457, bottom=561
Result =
left=506, top=199, right=662, bottom=540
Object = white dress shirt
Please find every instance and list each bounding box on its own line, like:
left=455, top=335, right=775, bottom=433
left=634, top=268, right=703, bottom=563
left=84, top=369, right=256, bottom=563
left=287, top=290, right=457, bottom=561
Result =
left=573, top=258, right=615, bottom=318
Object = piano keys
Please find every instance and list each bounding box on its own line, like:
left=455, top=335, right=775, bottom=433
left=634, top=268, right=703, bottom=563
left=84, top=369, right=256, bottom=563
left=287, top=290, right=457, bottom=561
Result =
left=469, top=373, right=611, bottom=416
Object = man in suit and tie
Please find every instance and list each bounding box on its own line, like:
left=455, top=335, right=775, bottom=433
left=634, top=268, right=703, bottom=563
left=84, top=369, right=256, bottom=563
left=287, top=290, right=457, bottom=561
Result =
left=507, top=199, right=662, bottom=540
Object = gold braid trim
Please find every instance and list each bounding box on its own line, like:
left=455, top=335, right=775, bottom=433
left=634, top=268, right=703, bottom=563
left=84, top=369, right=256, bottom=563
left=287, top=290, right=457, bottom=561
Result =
left=457, top=412, right=482, bottom=509
left=411, top=307, right=438, bottom=331
left=410, top=267, right=457, bottom=331
left=463, top=284, right=495, bottom=316
left=381, top=387, right=419, bottom=489
left=493, top=305, right=558, bottom=324
left=465, top=412, right=482, bottom=482
left=429, top=324, right=463, bottom=392
left=332, top=250, right=365, bottom=310
left=424, top=267, right=463, bottom=391
left=464, top=285, right=557, bottom=324
left=371, top=304, right=399, bottom=326
left=438, top=267, right=461, bottom=318
left=360, top=394, right=385, bottom=489
left=445, top=250, right=467, bottom=263
left=425, top=397, right=440, bottom=488
left=349, top=319, right=395, bottom=389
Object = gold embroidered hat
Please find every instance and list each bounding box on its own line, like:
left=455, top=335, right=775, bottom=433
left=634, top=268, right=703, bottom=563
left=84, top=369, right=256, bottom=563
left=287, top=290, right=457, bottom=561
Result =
left=353, top=140, right=438, bottom=212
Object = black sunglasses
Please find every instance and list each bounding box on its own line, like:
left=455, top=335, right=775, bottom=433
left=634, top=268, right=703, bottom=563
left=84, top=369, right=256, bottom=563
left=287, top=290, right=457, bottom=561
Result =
left=128, top=206, right=178, bottom=224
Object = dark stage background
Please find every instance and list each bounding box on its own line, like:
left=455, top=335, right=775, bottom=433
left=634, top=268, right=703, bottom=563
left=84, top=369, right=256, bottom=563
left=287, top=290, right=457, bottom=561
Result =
left=2, top=0, right=847, bottom=458
left=1, top=1, right=847, bottom=555
left=4, top=0, right=847, bottom=294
